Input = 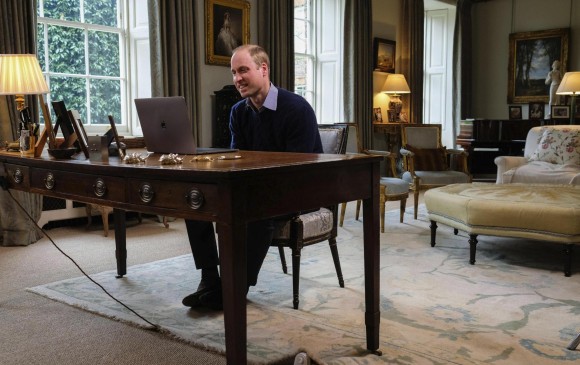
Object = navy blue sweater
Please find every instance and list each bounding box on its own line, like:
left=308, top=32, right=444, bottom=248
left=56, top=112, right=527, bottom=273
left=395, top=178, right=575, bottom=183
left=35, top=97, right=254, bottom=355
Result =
left=229, top=87, right=323, bottom=153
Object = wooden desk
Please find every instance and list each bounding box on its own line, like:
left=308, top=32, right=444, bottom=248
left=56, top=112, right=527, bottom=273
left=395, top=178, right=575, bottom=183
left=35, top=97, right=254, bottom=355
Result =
left=0, top=150, right=381, bottom=364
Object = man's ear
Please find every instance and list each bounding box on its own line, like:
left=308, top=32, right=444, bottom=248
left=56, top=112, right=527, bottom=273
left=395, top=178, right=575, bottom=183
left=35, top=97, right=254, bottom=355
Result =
left=261, top=63, right=268, bottom=77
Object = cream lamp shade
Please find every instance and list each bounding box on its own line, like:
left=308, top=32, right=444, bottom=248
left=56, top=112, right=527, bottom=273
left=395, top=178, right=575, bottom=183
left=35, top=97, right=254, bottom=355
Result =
left=382, top=74, right=411, bottom=96
left=0, top=54, right=49, bottom=111
left=556, top=71, right=580, bottom=125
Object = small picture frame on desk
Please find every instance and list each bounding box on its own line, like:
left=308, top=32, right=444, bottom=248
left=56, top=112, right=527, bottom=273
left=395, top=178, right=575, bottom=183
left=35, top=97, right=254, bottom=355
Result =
left=387, top=110, right=397, bottom=122
left=373, top=107, right=383, bottom=123
left=528, top=102, right=544, bottom=120
left=509, top=105, right=522, bottom=120
left=551, top=105, right=570, bottom=119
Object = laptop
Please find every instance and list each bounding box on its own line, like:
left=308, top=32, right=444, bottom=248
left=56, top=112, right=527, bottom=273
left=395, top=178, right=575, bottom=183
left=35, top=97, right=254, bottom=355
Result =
left=134, top=96, right=237, bottom=155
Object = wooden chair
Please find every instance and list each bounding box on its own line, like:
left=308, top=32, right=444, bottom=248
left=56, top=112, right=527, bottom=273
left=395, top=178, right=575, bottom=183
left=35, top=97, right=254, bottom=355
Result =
left=400, top=123, right=471, bottom=219
left=271, top=124, right=349, bottom=309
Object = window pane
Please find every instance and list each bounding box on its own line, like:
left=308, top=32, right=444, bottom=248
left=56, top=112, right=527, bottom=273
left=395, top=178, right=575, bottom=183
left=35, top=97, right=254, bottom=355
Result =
left=295, top=55, right=313, bottom=96
left=48, top=25, right=85, bottom=74
left=90, top=79, right=121, bottom=125
left=37, top=24, right=45, bottom=71
left=49, top=76, right=87, bottom=123
left=294, top=19, right=308, bottom=54
left=85, top=0, right=119, bottom=27
left=89, top=31, right=120, bottom=77
left=43, top=0, right=81, bottom=22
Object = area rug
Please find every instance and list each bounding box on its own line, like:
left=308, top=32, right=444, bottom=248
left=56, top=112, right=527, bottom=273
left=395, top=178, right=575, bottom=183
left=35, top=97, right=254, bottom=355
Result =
left=28, top=206, right=580, bottom=364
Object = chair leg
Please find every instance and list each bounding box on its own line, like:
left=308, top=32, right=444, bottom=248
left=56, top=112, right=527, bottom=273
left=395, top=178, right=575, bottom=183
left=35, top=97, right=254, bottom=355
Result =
left=413, top=189, right=420, bottom=220
left=355, top=200, right=362, bottom=220
left=339, top=202, right=347, bottom=227
left=291, top=248, right=302, bottom=309
left=399, top=198, right=406, bottom=223
left=328, top=237, right=345, bottom=288
left=278, top=246, right=288, bottom=274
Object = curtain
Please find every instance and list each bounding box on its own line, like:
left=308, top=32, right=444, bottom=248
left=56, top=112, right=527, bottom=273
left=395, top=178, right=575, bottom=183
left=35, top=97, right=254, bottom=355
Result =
left=257, top=0, right=294, bottom=90
left=0, top=0, right=43, bottom=246
left=148, top=0, right=200, bottom=144
left=343, top=0, right=373, bottom=149
left=453, top=0, right=473, bottom=143
left=399, top=0, right=424, bottom=125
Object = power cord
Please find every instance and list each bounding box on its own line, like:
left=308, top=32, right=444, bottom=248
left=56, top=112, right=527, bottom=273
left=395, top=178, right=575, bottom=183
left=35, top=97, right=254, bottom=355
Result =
left=0, top=174, right=161, bottom=331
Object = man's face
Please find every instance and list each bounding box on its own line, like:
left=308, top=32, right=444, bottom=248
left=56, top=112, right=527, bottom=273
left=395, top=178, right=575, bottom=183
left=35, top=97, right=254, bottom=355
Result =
left=230, top=50, right=268, bottom=99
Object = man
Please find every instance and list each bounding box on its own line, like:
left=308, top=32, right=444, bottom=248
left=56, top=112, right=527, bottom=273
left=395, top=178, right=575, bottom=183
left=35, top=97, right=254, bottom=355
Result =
left=182, top=44, right=322, bottom=310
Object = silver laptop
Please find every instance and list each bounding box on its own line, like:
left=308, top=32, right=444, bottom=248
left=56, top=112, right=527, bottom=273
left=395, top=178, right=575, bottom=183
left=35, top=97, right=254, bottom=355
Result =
left=134, top=96, right=237, bottom=155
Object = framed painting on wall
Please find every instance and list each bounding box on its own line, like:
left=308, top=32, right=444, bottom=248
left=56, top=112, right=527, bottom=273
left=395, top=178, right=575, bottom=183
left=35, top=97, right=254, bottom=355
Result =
left=205, top=0, right=250, bottom=66
left=551, top=105, right=570, bottom=119
left=507, top=28, right=569, bottom=104
left=373, top=38, right=396, bottom=73
left=528, top=102, right=544, bottom=120
left=509, top=105, right=522, bottom=120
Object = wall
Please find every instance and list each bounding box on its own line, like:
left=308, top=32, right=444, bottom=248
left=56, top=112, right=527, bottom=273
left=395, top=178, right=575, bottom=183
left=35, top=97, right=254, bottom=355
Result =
left=472, top=0, right=580, bottom=119
left=194, top=0, right=258, bottom=147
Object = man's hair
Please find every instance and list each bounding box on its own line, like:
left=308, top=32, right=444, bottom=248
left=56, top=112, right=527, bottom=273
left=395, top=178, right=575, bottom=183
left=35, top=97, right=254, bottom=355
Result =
left=232, top=44, right=270, bottom=70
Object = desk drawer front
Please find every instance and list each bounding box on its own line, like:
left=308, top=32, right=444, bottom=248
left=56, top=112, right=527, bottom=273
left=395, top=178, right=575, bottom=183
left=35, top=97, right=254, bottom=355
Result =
left=4, top=163, right=30, bottom=190
left=30, top=168, right=125, bottom=202
left=127, top=179, right=219, bottom=213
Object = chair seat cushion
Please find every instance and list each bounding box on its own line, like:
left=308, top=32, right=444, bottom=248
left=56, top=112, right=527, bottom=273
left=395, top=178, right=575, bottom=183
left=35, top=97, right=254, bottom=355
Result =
left=402, top=170, right=470, bottom=185
left=379, top=177, right=410, bottom=195
left=273, top=207, right=333, bottom=240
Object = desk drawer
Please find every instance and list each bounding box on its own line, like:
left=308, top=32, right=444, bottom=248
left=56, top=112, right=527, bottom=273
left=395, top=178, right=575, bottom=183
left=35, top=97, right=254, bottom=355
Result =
left=4, top=163, right=30, bottom=190
left=127, top=179, right=219, bottom=214
left=30, top=168, right=125, bottom=202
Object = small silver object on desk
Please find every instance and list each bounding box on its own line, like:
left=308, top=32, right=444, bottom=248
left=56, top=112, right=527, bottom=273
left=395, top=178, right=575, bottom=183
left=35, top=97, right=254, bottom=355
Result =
left=159, top=153, right=183, bottom=165
left=123, top=152, right=148, bottom=164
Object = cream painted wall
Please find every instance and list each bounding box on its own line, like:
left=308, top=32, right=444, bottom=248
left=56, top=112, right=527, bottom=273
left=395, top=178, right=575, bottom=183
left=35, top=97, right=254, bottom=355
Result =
left=472, top=0, right=580, bottom=119
left=194, top=0, right=257, bottom=147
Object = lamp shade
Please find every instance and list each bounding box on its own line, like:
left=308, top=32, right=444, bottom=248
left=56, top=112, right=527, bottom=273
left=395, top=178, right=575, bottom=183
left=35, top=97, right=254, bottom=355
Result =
left=382, top=74, right=411, bottom=94
left=556, top=72, right=580, bottom=95
left=0, top=54, right=49, bottom=96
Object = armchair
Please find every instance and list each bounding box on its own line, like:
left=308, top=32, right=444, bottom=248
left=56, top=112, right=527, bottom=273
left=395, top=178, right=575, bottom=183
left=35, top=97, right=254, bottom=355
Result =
left=494, top=125, right=580, bottom=185
left=271, top=124, right=348, bottom=309
left=400, top=124, right=471, bottom=219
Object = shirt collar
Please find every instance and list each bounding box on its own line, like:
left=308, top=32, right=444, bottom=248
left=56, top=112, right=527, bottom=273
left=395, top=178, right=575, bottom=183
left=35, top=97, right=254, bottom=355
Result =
left=245, top=83, right=278, bottom=112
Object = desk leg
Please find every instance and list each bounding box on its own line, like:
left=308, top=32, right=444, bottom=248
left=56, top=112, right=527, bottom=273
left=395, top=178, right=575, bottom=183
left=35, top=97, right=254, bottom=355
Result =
left=113, top=209, right=126, bottom=278
left=362, top=167, right=381, bottom=355
left=217, top=221, right=248, bottom=364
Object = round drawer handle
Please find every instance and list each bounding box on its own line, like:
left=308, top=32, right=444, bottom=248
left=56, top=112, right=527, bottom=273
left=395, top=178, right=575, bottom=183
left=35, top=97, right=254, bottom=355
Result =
left=13, top=168, right=23, bottom=184
left=139, top=183, right=155, bottom=203
left=44, top=172, right=55, bottom=190
left=93, top=178, right=107, bottom=197
left=185, top=188, right=204, bottom=210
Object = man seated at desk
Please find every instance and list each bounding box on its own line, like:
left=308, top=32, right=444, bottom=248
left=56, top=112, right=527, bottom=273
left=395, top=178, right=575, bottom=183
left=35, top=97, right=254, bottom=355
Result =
left=182, top=44, right=322, bottom=310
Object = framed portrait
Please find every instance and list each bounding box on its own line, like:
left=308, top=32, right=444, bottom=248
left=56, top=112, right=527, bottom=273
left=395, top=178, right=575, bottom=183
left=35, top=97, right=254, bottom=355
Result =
left=551, top=105, right=570, bottom=119
left=508, top=28, right=569, bottom=104
left=373, top=107, right=383, bottom=123
left=373, top=38, right=396, bottom=73
left=509, top=105, right=522, bottom=120
left=528, top=102, right=544, bottom=120
left=205, top=0, right=250, bottom=66
left=68, top=109, right=90, bottom=158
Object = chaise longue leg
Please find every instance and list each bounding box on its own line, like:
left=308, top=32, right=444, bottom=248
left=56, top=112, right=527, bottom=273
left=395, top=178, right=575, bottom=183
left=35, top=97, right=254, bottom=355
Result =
left=564, top=243, right=573, bottom=277
left=429, top=221, right=437, bottom=247
left=469, top=234, right=478, bottom=265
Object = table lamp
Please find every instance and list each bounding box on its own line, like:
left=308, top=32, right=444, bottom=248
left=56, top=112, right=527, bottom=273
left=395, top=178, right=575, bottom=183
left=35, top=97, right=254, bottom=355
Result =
left=556, top=71, right=580, bottom=125
left=0, top=54, right=56, bottom=155
left=382, top=74, right=410, bottom=122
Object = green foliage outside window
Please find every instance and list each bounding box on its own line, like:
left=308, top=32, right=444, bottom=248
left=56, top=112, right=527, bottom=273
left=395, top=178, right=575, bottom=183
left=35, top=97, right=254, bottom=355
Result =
left=37, top=0, right=122, bottom=126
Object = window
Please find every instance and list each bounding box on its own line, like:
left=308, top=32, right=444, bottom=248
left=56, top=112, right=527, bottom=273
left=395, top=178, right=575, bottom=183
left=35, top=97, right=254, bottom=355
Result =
left=37, top=0, right=129, bottom=134
left=294, top=0, right=344, bottom=124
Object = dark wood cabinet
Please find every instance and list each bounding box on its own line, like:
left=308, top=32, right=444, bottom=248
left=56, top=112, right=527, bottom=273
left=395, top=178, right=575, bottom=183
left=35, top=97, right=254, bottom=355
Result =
left=213, top=85, right=242, bottom=148
left=456, top=119, right=555, bottom=180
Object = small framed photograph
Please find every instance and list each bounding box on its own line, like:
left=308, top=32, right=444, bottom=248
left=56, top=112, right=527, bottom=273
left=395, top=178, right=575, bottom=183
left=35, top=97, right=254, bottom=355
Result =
left=373, top=107, right=383, bottom=122
left=509, top=105, right=522, bottom=120
left=387, top=110, right=397, bottom=122
left=68, top=109, right=90, bottom=158
left=373, top=38, right=396, bottom=73
left=551, top=105, right=570, bottom=119
left=528, top=102, right=544, bottom=120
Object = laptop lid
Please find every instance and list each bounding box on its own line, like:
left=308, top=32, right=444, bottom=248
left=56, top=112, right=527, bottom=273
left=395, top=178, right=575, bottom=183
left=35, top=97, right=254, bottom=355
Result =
left=134, top=96, right=236, bottom=155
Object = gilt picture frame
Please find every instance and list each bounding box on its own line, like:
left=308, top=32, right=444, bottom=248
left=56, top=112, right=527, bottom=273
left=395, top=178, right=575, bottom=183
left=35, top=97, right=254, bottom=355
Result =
left=551, top=105, right=570, bottom=119
left=507, top=28, right=569, bottom=104
left=373, top=38, right=396, bottom=73
left=205, top=0, right=250, bottom=66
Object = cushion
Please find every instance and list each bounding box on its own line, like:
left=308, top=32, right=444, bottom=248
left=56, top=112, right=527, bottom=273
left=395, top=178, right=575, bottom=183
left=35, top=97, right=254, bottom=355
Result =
left=529, top=127, right=580, bottom=165
left=405, top=145, right=448, bottom=171
left=272, top=208, right=333, bottom=240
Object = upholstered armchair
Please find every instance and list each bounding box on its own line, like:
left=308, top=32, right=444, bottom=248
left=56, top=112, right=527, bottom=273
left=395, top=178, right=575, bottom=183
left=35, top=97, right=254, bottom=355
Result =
left=494, top=125, right=580, bottom=185
left=400, top=124, right=471, bottom=219
left=271, top=124, right=349, bottom=309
